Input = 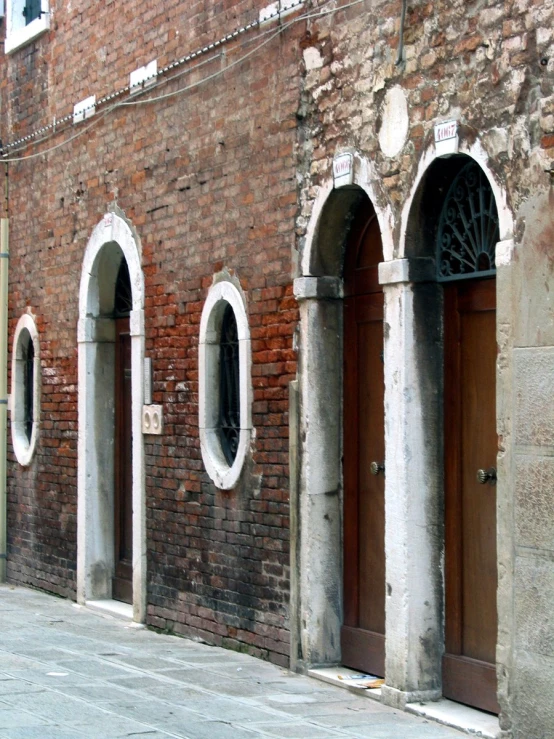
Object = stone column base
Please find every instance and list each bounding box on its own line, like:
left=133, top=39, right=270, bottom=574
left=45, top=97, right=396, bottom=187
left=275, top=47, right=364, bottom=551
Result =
left=381, top=685, right=442, bottom=709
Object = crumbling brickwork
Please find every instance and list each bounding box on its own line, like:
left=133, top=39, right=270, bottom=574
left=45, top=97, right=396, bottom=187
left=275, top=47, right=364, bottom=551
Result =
left=297, top=0, right=554, bottom=231
left=2, top=0, right=302, bottom=665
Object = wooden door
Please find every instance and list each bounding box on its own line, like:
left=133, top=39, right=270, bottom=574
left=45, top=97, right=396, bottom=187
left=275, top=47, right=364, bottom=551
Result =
left=341, top=208, right=385, bottom=677
left=443, top=278, right=499, bottom=714
left=113, top=317, right=133, bottom=604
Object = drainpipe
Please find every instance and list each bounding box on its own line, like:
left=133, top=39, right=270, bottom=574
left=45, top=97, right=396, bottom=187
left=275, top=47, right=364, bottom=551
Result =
left=0, top=216, right=8, bottom=583
left=395, top=0, right=407, bottom=65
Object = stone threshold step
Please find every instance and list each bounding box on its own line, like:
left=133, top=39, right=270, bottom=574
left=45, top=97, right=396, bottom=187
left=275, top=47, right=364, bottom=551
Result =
left=308, top=666, right=500, bottom=738
left=406, top=699, right=500, bottom=739
left=85, top=598, right=135, bottom=622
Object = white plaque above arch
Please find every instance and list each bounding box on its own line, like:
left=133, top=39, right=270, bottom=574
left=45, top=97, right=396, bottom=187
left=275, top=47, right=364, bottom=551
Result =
left=434, top=120, right=459, bottom=157
left=333, top=152, right=354, bottom=187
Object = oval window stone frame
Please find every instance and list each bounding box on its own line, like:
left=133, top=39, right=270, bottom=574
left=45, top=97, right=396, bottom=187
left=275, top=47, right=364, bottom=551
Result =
left=11, top=313, right=40, bottom=466
left=198, top=277, right=252, bottom=490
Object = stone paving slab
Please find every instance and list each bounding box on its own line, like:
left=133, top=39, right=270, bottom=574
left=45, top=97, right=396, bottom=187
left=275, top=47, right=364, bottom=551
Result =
left=0, top=584, right=465, bottom=738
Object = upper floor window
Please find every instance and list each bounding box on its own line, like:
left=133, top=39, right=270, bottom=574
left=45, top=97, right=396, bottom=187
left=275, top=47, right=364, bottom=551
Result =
left=11, top=313, right=40, bottom=466
left=5, top=0, right=50, bottom=54
left=24, top=0, right=41, bottom=24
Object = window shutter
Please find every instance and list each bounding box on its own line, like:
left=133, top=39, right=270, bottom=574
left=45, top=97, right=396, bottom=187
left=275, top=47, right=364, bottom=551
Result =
left=24, top=0, right=42, bottom=24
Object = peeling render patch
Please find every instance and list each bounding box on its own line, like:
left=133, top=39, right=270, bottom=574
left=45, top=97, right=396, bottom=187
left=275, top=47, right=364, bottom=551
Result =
left=378, top=87, right=410, bottom=159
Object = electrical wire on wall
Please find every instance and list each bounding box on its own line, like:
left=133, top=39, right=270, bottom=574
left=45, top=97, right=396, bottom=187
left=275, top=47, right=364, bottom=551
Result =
left=0, top=0, right=369, bottom=163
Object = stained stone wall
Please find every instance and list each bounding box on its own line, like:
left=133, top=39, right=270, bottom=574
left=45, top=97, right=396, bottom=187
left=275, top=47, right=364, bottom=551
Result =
left=510, top=192, right=554, bottom=739
left=294, top=1, right=554, bottom=738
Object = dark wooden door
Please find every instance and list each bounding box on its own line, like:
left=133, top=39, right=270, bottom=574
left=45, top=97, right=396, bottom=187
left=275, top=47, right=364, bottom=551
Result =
left=443, top=278, right=499, bottom=714
left=341, top=208, right=385, bottom=677
left=113, top=317, right=133, bottom=604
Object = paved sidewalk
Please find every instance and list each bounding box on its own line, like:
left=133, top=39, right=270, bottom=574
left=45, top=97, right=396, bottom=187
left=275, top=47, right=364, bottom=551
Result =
left=0, top=585, right=463, bottom=739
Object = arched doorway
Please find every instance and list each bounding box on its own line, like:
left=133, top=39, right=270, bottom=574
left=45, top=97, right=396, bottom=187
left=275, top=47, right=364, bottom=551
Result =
left=77, top=211, right=146, bottom=621
left=342, top=199, right=385, bottom=676
left=293, top=179, right=389, bottom=673
left=437, top=161, right=500, bottom=713
left=113, top=259, right=133, bottom=603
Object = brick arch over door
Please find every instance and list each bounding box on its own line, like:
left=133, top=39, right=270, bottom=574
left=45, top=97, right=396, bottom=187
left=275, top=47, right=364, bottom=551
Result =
left=77, top=211, right=146, bottom=623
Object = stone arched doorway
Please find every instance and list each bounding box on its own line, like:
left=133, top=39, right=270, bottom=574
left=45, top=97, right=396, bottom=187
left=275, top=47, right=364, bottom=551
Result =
left=391, top=150, right=512, bottom=713
left=292, top=171, right=392, bottom=673
left=77, top=211, right=146, bottom=622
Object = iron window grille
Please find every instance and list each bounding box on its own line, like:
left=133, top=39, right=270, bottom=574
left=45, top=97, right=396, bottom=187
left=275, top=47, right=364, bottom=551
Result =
left=23, top=337, right=34, bottom=443
left=218, top=303, right=240, bottom=466
left=436, top=161, right=499, bottom=282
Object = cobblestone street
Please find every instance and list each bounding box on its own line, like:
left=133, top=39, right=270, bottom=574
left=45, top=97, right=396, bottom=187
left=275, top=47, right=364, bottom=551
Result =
left=0, top=585, right=464, bottom=739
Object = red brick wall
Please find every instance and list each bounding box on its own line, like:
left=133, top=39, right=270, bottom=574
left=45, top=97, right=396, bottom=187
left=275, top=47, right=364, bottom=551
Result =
left=2, top=0, right=303, bottom=664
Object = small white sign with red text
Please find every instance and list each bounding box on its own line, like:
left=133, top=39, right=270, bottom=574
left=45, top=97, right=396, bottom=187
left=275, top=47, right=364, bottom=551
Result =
left=333, top=153, right=354, bottom=187
left=434, top=120, right=459, bottom=156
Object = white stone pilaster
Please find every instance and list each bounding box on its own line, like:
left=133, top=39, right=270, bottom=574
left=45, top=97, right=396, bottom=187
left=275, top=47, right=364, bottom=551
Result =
left=295, top=277, right=343, bottom=666
left=380, top=260, right=443, bottom=705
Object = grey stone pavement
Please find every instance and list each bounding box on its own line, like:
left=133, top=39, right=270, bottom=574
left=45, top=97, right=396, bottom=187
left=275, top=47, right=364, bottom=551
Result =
left=0, top=584, right=463, bottom=739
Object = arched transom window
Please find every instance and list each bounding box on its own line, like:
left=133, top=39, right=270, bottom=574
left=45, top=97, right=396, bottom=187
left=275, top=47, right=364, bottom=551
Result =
left=436, top=161, right=499, bottom=282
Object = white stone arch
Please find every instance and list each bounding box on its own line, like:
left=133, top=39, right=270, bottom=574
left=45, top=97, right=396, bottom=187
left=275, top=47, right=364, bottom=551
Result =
left=77, top=211, right=146, bottom=622
left=399, top=135, right=514, bottom=259
left=301, top=152, right=394, bottom=276
left=292, top=151, right=393, bottom=670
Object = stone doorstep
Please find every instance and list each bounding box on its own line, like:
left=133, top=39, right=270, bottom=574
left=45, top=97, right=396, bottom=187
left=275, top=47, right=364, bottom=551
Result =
left=308, top=666, right=500, bottom=738
left=307, top=666, right=383, bottom=701
left=85, top=599, right=134, bottom=622
left=406, top=700, right=500, bottom=738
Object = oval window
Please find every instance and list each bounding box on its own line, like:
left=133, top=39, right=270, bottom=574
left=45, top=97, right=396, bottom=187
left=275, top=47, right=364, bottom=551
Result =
left=11, top=314, right=40, bottom=466
left=198, top=278, right=252, bottom=489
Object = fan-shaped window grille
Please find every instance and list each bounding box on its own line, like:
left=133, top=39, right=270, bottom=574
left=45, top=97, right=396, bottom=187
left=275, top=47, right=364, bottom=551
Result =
left=218, top=303, right=240, bottom=466
left=436, top=162, right=499, bottom=282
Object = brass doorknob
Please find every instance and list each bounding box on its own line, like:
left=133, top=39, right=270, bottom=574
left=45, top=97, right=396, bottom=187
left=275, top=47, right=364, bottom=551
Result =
left=477, top=467, right=497, bottom=485
left=370, top=461, right=385, bottom=476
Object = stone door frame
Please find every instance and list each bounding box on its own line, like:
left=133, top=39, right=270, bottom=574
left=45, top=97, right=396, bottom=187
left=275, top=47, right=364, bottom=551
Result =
left=292, top=140, right=516, bottom=720
left=389, top=138, right=515, bottom=713
left=291, top=153, right=394, bottom=670
left=77, top=209, right=146, bottom=623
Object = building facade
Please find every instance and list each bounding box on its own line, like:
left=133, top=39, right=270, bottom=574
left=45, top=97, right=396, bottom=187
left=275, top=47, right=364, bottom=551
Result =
left=1, top=1, right=553, bottom=738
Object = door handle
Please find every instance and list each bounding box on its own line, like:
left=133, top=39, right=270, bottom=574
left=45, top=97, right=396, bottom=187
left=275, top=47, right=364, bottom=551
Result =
left=370, top=461, right=385, bottom=476
left=477, top=467, right=497, bottom=485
